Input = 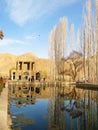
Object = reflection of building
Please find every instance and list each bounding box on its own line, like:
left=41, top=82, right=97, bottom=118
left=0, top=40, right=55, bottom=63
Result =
left=8, top=84, right=50, bottom=99
left=10, top=60, right=40, bottom=81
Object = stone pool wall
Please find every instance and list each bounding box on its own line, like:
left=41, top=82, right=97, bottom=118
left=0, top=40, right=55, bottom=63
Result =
left=0, top=84, right=12, bottom=130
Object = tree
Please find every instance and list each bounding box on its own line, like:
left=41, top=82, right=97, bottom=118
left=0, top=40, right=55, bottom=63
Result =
left=62, top=51, right=83, bottom=81
left=59, top=51, right=83, bottom=81
left=0, top=30, right=4, bottom=39
left=49, top=17, right=68, bottom=81
left=65, top=59, right=83, bottom=81
left=81, top=0, right=96, bottom=83
left=70, top=24, right=74, bottom=53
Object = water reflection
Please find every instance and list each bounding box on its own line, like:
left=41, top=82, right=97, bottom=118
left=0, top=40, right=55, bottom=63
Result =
left=63, top=86, right=98, bottom=130
left=8, top=83, right=98, bottom=130
left=48, top=83, right=65, bottom=130
left=12, top=114, right=35, bottom=130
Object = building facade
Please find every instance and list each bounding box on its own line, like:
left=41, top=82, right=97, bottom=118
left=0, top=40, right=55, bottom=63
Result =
left=10, top=60, right=40, bottom=81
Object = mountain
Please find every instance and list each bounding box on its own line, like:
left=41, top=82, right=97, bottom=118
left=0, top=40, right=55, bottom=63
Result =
left=0, top=53, right=17, bottom=77
left=16, top=52, right=38, bottom=61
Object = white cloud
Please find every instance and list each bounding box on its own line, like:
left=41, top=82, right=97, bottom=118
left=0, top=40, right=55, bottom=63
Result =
left=0, top=38, right=24, bottom=45
left=5, top=0, right=80, bottom=26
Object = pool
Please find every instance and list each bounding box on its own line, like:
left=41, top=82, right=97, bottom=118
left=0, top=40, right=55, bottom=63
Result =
left=8, top=84, right=98, bottom=130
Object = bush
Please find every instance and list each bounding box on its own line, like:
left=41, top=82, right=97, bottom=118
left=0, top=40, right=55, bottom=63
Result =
left=0, top=81, right=4, bottom=94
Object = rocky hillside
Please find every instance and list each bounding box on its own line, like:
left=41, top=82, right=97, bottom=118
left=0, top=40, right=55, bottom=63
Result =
left=0, top=53, right=50, bottom=78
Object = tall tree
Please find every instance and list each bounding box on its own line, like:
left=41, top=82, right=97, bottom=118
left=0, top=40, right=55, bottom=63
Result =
left=81, top=0, right=95, bottom=82
left=70, top=24, right=74, bottom=53
left=49, top=17, right=68, bottom=81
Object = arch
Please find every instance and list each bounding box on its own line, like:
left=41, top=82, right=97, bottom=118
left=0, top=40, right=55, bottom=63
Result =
left=23, top=71, right=29, bottom=76
left=23, top=71, right=29, bottom=80
left=36, top=72, right=40, bottom=80
left=31, top=76, right=34, bottom=81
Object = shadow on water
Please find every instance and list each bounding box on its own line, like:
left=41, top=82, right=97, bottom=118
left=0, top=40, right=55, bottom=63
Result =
left=8, top=83, right=98, bottom=130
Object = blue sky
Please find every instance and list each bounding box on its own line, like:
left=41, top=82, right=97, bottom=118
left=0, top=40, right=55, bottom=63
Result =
left=0, top=0, right=86, bottom=58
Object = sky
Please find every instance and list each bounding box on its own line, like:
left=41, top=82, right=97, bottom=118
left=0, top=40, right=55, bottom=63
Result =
left=0, top=0, right=86, bottom=58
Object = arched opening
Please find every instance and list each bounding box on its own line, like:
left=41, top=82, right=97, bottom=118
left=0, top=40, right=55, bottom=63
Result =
left=36, top=72, right=40, bottom=80
left=23, top=72, right=29, bottom=80
left=19, top=75, right=21, bottom=80
left=31, top=76, right=34, bottom=82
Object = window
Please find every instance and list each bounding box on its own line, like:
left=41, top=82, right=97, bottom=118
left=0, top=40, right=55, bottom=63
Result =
left=19, top=62, right=22, bottom=70
left=19, top=75, right=21, bottom=80
left=13, top=72, right=15, bottom=80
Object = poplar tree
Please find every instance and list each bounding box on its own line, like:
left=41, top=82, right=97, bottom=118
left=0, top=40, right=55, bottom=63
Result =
left=49, top=17, right=68, bottom=81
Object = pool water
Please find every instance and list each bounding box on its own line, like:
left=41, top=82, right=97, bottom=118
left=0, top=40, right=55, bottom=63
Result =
left=10, top=98, right=48, bottom=130
left=8, top=84, right=98, bottom=130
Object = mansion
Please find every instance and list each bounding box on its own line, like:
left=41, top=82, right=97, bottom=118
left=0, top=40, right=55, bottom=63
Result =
left=10, top=60, right=40, bottom=81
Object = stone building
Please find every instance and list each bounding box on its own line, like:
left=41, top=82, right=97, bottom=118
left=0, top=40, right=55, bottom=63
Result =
left=10, top=60, right=40, bottom=81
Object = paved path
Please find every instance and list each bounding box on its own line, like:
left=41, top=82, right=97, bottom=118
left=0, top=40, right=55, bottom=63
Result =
left=0, top=85, right=11, bottom=130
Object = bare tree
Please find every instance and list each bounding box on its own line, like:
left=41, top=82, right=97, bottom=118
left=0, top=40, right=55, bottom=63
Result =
left=65, top=60, right=82, bottom=81
left=49, top=17, right=68, bottom=81
left=70, top=24, right=74, bottom=53
left=62, top=51, right=83, bottom=81
left=80, top=0, right=96, bottom=83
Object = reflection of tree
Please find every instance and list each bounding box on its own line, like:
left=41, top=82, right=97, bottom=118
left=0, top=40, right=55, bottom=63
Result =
left=12, top=114, right=35, bottom=130
left=64, top=86, right=98, bottom=130
left=65, top=86, right=77, bottom=98
left=64, top=87, right=83, bottom=119
left=48, top=83, right=65, bottom=130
